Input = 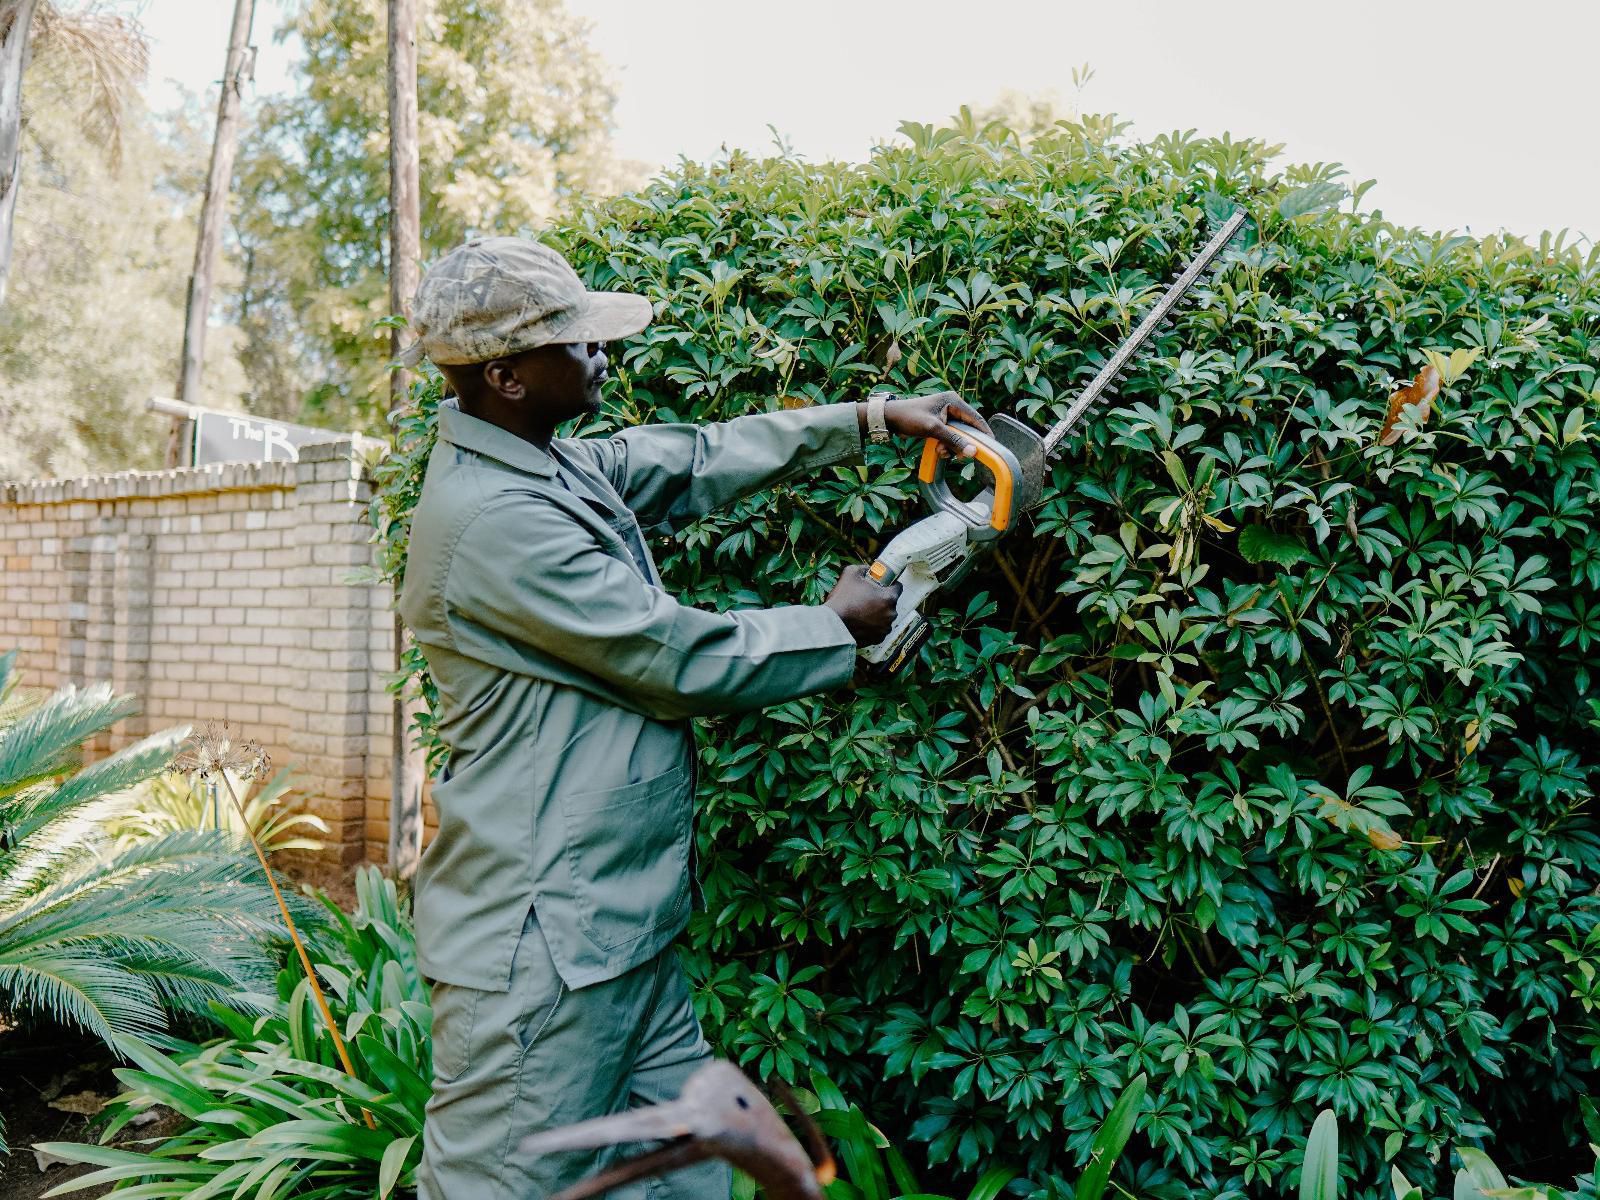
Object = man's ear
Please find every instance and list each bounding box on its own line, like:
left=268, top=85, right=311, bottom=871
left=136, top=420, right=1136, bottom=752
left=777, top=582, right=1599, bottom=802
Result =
left=482, top=358, right=524, bottom=400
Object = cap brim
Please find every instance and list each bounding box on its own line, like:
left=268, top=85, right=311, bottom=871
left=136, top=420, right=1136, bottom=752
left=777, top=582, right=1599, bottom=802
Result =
left=558, top=292, right=653, bottom=344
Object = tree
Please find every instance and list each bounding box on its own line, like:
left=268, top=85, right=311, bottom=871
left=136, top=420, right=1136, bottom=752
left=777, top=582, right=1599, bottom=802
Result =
left=174, top=0, right=256, bottom=412
left=386, top=0, right=424, bottom=880
left=233, top=0, right=641, bottom=430
left=0, top=1, right=145, bottom=308
left=0, top=73, right=247, bottom=479
left=0, top=0, right=42, bottom=308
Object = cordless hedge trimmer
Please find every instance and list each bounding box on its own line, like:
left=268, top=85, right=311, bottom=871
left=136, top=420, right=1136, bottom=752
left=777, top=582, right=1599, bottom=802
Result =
left=863, top=209, right=1251, bottom=673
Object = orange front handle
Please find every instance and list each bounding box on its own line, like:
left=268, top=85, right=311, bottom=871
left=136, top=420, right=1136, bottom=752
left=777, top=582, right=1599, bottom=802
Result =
left=917, top=437, right=1015, bottom=533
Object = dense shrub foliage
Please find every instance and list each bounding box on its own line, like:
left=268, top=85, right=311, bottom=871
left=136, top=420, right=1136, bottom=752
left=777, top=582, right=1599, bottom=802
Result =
left=374, top=113, right=1600, bottom=1198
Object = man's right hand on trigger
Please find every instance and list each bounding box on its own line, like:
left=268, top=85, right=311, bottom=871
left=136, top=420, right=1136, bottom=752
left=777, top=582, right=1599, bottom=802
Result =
left=824, top=564, right=900, bottom=646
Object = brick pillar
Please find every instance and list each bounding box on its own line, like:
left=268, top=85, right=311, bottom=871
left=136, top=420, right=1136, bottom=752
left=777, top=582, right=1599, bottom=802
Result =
left=285, top=440, right=379, bottom=870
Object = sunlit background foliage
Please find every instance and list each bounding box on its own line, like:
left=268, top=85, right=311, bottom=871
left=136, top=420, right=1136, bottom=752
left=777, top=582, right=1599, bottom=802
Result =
left=0, top=0, right=639, bottom=478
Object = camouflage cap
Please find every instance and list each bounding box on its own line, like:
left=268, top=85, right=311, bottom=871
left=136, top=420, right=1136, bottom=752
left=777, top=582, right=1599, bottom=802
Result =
left=397, top=237, right=652, bottom=367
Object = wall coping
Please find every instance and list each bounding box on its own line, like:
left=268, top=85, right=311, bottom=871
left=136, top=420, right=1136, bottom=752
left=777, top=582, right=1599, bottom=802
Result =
left=0, top=440, right=374, bottom=507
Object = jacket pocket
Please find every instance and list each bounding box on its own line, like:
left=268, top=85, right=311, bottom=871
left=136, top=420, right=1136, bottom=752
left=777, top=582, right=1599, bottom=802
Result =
left=559, top=764, right=691, bottom=953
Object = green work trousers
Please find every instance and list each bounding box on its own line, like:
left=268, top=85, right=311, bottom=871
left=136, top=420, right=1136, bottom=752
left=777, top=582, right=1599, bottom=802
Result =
left=417, top=910, right=730, bottom=1200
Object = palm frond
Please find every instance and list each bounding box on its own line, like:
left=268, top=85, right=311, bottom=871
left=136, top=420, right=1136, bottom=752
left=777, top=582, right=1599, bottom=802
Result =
left=0, top=792, right=132, bottom=908
left=0, top=682, right=137, bottom=802
left=30, top=1, right=150, bottom=170
left=0, top=953, right=161, bottom=1041
left=2, top=830, right=292, bottom=941
left=0, top=869, right=289, bottom=1031
left=7, top=726, right=189, bottom=844
left=0, top=649, right=18, bottom=712
left=0, top=727, right=188, bottom=888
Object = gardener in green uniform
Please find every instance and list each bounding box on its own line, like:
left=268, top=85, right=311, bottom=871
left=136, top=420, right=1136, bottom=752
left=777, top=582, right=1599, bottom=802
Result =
left=397, top=236, right=989, bottom=1200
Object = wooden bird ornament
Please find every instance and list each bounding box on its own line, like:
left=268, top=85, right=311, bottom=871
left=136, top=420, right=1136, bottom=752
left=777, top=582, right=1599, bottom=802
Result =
left=520, top=1060, right=835, bottom=1200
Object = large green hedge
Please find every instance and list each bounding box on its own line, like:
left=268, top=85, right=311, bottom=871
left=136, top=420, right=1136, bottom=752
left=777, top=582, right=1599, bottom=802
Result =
left=374, top=112, right=1600, bottom=1199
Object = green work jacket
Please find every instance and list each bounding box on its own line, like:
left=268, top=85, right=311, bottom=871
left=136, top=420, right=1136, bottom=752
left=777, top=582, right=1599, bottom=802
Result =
left=399, top=402, right=863, bottom=991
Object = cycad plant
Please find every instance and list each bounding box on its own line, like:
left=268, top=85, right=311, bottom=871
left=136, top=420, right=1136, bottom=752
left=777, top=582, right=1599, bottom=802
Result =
left=0, top=650, right=289, bottom=1061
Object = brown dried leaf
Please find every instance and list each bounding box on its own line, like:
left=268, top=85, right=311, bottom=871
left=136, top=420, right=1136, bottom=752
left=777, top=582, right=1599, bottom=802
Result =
left=48, top=1090, right=108, bottom=1115
left=1378, top=364, right=1442, bottom=446
left=778, top=395, right=810, bottom=410
left=1367, top=826, right=1404, bottom=852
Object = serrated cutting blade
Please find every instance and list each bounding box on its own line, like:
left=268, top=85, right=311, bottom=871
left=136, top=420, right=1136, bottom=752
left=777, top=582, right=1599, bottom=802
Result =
left=1041, top=209, right=1249, bottom=458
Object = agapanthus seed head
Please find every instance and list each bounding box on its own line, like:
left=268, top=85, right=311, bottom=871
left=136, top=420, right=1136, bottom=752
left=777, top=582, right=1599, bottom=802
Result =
left=174, top=720, right=271, bottom=782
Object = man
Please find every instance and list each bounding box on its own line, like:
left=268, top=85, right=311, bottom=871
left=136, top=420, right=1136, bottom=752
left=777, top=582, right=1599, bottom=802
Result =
left=397, top=236, right=989, bottom=1199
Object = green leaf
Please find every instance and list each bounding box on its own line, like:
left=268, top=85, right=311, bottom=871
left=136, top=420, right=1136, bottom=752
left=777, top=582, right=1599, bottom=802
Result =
left=1238, top=525, right=1310, bottom=567
left=1301, top=1110, right=1339, bottom=1200
left=1076, top=1075, right=1146, bottom=1200
left=1580, top=1098, right=1600, bottom=1147
left=966, top=1164, right=1020, bottom=1200
left=1278, top=181, right=1347, bottom=219
left=378, top=1134, right=415, bottom=1199
left=1456, top=1147, right=1509, bottom=1200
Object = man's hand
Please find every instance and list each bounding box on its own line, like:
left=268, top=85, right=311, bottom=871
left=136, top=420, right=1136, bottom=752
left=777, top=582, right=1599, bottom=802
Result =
left=885, top=391, right=992, bottom=458
left=824, top=564, right=900, bottom=646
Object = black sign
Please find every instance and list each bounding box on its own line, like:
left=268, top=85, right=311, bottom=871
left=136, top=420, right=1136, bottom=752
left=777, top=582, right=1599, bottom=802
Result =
left=192, top=410, right=341, bottom=466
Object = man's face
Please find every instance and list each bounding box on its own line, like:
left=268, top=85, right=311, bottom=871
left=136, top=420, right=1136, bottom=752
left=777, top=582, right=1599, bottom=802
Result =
left=508, top=341, right=609, bottom=423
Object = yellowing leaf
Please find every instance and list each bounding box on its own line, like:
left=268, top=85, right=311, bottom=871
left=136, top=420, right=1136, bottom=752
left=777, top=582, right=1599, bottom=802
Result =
left=1561, top=407, right=1589, bottom=445
left=1420, top=345, right=1483, bottom=387
left=1202, top=512, right=1237, bottom=533
left=1464, top=719, right=1481, bottom=755
left=779, top=394, right=811, bottom=409
left=1509, top=878, right=1525, bottom=898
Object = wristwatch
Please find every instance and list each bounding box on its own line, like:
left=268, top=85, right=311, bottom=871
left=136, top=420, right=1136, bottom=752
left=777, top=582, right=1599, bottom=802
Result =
left=866, top=393, right=892, bottom=444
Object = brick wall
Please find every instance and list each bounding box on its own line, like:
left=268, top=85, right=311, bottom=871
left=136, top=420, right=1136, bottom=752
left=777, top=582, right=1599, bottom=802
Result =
left=0, top=441, right=433, bottom=876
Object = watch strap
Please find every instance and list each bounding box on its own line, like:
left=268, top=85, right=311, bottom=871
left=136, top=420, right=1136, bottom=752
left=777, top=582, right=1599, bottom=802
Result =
left=867, top=393, right=891, bottom=443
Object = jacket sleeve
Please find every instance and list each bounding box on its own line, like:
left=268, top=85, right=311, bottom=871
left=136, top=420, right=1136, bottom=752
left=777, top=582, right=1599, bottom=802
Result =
left=581, top=403, right=863, bottom=534
left=447, top=492, right=859, bottom=720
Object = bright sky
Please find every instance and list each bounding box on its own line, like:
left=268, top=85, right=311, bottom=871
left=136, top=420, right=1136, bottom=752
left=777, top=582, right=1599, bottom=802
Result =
left=139, top=0, right=1598, bottom=243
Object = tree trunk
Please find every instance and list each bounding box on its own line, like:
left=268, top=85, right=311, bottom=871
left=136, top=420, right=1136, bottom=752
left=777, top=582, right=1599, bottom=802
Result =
left=175, top=0, right=254, bottom=407
left=0, top=0, right=41, bottom=310
left=387, top=0, right=424, bottom=881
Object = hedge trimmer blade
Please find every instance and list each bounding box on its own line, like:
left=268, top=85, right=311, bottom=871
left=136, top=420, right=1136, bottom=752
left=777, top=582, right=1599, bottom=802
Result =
left=1041, top=208, right=1250, bottom=457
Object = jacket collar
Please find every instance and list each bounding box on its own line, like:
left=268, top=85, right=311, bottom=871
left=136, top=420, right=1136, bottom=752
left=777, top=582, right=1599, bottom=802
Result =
left=436, top=404, right=557, bottom=479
